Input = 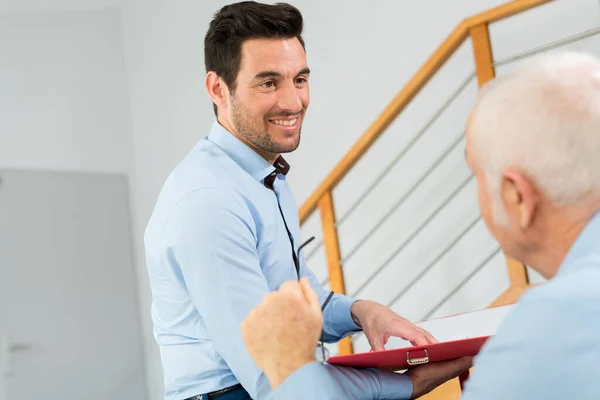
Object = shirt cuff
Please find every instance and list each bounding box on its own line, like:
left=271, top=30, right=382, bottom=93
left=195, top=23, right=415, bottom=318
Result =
left=330, top=295, right=362, bottom=335
left=275, top=362, right=414, bottom=400
left=373, top=368, right=413, bottom=400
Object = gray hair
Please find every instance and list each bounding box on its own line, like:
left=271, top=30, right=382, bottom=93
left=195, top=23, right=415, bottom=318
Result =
left=469, top=51, right=600, bottom=218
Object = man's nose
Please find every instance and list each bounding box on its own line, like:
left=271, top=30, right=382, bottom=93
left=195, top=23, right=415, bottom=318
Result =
left=278, top=85, right=303, bottom=112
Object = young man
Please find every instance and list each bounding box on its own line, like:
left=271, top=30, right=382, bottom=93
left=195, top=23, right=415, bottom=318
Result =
left=241, top=51, right=600, bottom=399
left=144, top=2, right=459, bottom=399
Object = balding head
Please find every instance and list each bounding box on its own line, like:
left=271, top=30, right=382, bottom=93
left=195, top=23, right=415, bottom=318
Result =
left=465, top=51, right=600, bottom=278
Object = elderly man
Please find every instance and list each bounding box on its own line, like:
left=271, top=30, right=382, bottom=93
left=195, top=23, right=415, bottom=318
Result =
left=241, top=50, right=600, bottom=399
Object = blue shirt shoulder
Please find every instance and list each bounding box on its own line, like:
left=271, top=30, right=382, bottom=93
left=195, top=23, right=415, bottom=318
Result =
left=462, top=213, right=600, bottom=400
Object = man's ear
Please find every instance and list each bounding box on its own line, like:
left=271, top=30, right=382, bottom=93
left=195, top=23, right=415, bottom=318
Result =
left=501, top=169, right=539, bottom=230
left=205, top=71, right=228, bottom=110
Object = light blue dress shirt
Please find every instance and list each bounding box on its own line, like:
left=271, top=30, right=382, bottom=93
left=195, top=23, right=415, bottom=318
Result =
left=460, top=211, right=600, bottom=399
left=144, top=121, right=413, bottom=400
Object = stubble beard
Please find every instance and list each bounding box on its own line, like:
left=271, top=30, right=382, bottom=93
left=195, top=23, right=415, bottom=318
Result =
left=231, top=96, right=302, bottom=155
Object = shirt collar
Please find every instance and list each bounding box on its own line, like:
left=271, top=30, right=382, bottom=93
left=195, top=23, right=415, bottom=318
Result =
left=264, top=156, right=290, bottom=189
left=557, top=211, right=600, bottom=276
left=207, top=120, right=290, bottom=187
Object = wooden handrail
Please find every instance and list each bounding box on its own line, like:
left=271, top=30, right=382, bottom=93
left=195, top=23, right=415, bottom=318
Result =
left=464, top=0, right=553, bottom=27
left=299, top=0, right=553, bottom=224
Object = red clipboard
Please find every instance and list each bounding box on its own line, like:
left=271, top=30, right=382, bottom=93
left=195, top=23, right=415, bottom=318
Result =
left=326, top=305, right=516, bottom=391
left=327, top=335, right=490, bottom=370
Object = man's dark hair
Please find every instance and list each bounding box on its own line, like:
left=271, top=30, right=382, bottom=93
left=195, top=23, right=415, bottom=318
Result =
left=204, top=1, right=306, bottom=116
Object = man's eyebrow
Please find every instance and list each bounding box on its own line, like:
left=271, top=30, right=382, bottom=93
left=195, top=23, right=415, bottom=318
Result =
left=253, top=71, right=281, bottom=80
left=253, top=68, right=311, bottom=80
left=297, top=67, right=311, bottom=76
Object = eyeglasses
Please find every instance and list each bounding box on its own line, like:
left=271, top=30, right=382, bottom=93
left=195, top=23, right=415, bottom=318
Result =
left=296, top=236, right=334, bottom=364
left=269, top=181, right=334, bottom=363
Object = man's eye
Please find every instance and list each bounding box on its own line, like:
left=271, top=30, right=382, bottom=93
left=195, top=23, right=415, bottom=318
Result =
left=261, top=81, right=275, bottom=88
left=295, top=77, right=307, bottom=85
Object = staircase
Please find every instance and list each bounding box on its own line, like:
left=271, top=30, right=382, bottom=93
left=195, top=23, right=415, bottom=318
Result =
left=297, top=0, right=600, bottom=398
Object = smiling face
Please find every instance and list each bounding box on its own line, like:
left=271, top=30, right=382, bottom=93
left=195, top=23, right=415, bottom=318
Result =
left=208, top=37, right=310, bottom=162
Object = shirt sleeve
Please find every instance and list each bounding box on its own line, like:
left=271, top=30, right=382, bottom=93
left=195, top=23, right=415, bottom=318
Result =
left=283, top=180, right=361, bottom=342
left=299, top=254, right=362, bottom=342
left=461, top=292, right=598, bottom=400
left=274, top=362, right=413, bottom=400
left=162, top=188, right=274, bottom=399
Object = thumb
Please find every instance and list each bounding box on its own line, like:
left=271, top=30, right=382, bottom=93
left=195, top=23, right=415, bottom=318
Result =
left=299, top=277, right=321, bottom=316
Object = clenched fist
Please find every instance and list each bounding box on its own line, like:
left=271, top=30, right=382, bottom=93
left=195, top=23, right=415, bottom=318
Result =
left=241, top=278, right=323, bottom=389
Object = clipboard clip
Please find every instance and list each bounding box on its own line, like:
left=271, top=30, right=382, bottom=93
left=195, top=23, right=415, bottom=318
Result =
left=406, top=349, right=429, bottom=366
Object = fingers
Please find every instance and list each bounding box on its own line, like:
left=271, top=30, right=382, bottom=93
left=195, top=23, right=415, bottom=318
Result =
left=406, top=356, right=474, bottom=398
left=369, top=332, right=390, bottom=352
left=299, top=277, right=321, bottom=315
left=279, top=280, right=305, bottom=301
left=278, top=279, right=323, bottom=324
left=429, top=356, right=473, bottom=379
left=423, top=329, right=439, bottom=344
left=410, top=328, right=438, bottom=345
left=409, top=334, right=428, bottom=346
left=390, top=318, right=438, bottom=346
left=405, top=329, right=431, bottom=346
left=451, top=356, right=474, bottom=371
left=369, top=339, right=386, bottom=352
left=280, top=279, right=320, bottom=311
left=404, top=327, right=438, bottom=346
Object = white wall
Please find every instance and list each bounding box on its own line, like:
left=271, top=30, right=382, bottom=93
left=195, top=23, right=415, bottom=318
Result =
left=0, top=6, right=146, bottom=395
left=120, top=0, right=600, bottom=397
left=0, top=9, right=133, bottom=175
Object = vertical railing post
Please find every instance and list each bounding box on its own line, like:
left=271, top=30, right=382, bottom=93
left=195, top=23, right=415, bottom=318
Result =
left=318, top=191, right=353, bottom=355
left=469, top=23, right=530, bottom=288
left=470, top=23, right=496, bottom=85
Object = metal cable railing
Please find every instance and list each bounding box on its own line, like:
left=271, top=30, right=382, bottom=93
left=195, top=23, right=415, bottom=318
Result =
left=383, top=215, right=482, bottom=309
left=306, top=26, right=600, bottom=302
left=341, top=133, right=466, bottom=265
left=316, top=131, right=466, bottom=286
left=493, top=26, right=600, bottom=68
left=304, top=73, right=476, bottom=262
left=420, top=245, right=502, bottom=320
left=351, top=244, right=502, bottom=347
left=349, top=173, right=475, bottom=297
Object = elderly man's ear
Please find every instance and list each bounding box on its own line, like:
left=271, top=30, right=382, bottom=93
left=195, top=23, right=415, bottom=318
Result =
left=501, top=170, right=539, bottom=230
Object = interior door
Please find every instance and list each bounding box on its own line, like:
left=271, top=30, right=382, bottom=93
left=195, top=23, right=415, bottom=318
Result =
left=0, top=169, right=147, bottom=400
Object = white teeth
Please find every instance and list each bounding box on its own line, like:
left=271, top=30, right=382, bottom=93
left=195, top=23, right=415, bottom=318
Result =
left=272, top=118, right=298, bottom=127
